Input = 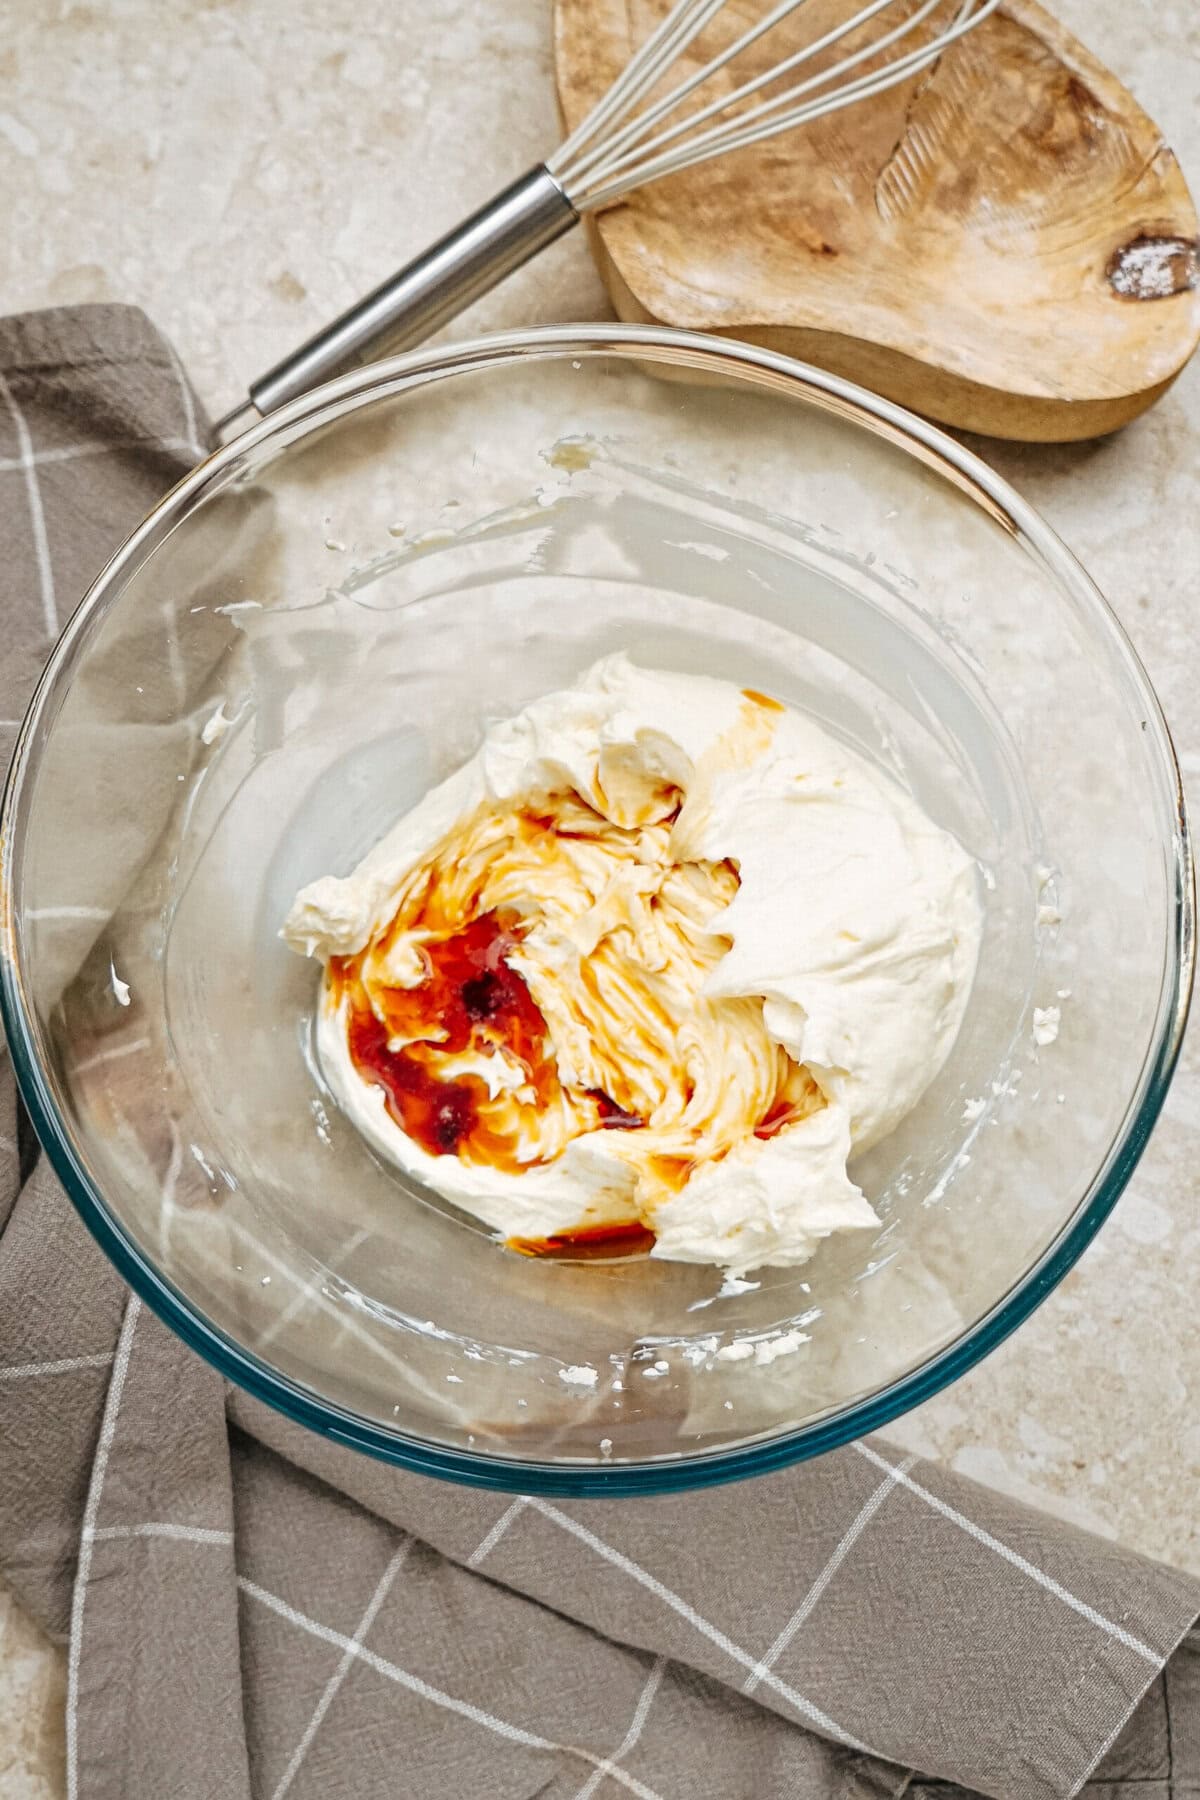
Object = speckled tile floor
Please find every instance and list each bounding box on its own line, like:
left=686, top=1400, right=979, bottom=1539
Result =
left=0, top=1584, right=64, bottom=1799
left=1, top=1, right=1197, bottom=1789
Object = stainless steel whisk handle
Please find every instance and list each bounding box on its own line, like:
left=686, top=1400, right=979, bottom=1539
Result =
left=212, top=0, right=1004, bottom=444
left=214, top=166, right=577, bottom=442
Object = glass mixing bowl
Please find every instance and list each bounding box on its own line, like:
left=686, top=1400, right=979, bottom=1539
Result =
left=1, top=327, right=1191, bottom=1495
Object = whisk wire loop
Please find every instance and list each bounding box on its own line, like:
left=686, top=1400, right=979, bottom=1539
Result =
left=551, top=0, right=1003, bottom=210
left=560, top=0, right=902, bottom=188
left=562, top=0, right=946, bottom=194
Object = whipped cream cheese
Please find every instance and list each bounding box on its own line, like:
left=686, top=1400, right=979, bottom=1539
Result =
left=283, top=656, right=982, bottom=1273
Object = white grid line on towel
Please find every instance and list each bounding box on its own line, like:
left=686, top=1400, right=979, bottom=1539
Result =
left=87, top=1522, right=233, bottom=1546
left=238, top=1576, right=668, bottom=1800
left=163, top=337, right=207, bottom=461
left=1, top=1353, right=115, bottom=1381
left=855, top=1444, right=1159, bottom=1664
left=0, top=435, right=198, bottom=473
left=272, top=1541, right=412, bottom=1800
left=225, top=1217, right=453, bottom=1415
left=0, top=370, right=58, bottom=636
left=744, top=1456, right=915, bottom=1695
left=571, top=1655, right=666, bottom=1800
left=525, top=1499, right=877, bottom=1756
left=66, top=1295, right=142, bottom=1800
left=26, top=905, right=113, bottom=922
left=468, top=1497, right=530, bottom=1569
left=255, top=1228, right=371, bottom=1353
left=69, top=1037, right=152, bottom=1076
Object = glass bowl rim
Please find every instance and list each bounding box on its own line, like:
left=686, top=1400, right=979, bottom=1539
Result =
left=1, top=322, right=1193, bottom=1497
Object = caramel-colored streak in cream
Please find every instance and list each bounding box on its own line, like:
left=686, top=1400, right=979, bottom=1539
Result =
left=334, top=756, right=822, bottom=1216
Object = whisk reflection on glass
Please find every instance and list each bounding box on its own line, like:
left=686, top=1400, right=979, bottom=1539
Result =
left=217, top=0, right=1001, bottom=436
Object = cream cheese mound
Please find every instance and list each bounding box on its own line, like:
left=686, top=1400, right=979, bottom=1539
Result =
left=283, top=655, right=982, bottom=1273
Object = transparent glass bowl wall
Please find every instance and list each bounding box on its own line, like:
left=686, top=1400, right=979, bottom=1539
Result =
left=1, top=328, right=1191, bottom=1494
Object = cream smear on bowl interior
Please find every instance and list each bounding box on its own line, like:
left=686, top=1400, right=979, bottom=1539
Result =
left=283, top=655, right=983, bottom=1275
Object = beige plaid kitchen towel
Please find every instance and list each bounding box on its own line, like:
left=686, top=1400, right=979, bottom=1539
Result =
left=1, top=305, right=1198, bottom=1800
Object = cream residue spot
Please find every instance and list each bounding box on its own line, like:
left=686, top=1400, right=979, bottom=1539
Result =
left=201, top=700, right=231, bottom=745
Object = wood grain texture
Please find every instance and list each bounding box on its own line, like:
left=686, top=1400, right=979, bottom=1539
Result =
left=554, top=0, right=1200, bottom=440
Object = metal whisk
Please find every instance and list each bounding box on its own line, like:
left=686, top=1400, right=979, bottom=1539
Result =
left=217, top=0, right=1000, bottom=438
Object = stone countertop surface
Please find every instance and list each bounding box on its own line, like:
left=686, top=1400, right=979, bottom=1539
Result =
left=1, top=0, right=1197, bottom=1791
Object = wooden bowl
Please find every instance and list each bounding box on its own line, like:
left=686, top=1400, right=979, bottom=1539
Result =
left=554, top=0, right=1200, bottom=440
